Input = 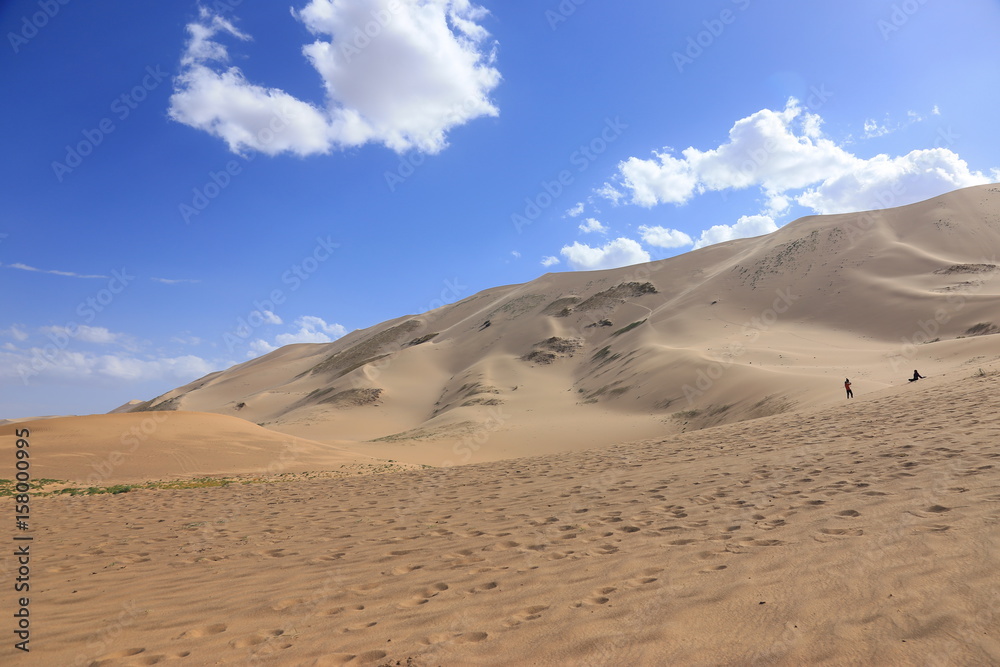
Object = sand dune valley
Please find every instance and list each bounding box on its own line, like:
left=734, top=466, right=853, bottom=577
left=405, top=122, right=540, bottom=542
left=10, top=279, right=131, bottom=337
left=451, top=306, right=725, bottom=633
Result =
left=5, top=184, right=1000, bottom=665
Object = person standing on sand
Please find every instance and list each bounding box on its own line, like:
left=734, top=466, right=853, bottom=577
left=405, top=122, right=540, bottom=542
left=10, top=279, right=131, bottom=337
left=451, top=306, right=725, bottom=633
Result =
left=845, top=378, right=853, bottom=399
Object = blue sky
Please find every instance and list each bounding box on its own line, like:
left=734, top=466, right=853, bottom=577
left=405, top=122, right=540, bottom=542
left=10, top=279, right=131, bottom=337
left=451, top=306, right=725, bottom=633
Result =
left=2, top=0, right=999, bottom=418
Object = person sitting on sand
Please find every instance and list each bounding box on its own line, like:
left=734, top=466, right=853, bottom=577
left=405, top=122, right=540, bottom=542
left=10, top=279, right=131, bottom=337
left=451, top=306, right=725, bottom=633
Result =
left=845, top=378, right=853, bottom=399
left=909, top=369, right=926, bottom=382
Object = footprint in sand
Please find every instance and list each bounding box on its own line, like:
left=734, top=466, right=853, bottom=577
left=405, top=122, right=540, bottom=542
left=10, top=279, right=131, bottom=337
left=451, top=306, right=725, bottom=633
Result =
left=836, top=510, right=861, bottom=517
left=468, top=581, right=498, bottom=593
left=271, top=598, right=309, bottom=612
left=228, top=629, right=284, bottom=648
left=177, top=623, right=227, bottom=639
left=699, top=565, right=728, bottom=573
left=819, top=527, right=863, bottom=536
left=322, top=650, right=388, bottom=665
left=504, top=605, right=549, bottom=626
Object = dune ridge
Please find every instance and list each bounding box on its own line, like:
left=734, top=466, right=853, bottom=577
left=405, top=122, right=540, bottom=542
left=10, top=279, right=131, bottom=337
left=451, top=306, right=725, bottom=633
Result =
left=124, top=184, right=1000, bottom=466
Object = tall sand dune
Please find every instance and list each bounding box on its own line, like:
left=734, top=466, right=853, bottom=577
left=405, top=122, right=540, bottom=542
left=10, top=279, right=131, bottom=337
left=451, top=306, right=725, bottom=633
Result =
left=128, top=184, right=1000, bottom=466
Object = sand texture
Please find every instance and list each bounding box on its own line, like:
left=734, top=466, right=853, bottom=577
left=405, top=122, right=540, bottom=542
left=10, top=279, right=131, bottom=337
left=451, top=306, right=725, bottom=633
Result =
left=3, top=367, right=999, bottom=665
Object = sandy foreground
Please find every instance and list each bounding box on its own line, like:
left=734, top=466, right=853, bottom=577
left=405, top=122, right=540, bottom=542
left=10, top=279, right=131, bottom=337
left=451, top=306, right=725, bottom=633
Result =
left=2, top=368, right=998, bottom=665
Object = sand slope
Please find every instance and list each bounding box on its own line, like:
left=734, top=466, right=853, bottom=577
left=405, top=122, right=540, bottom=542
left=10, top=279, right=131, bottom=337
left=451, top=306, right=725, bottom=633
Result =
left=10, top=366, right=1000, bottom=665
left=0, top=411, right=405, bottom=485
left=125, top=185, right=1000, bottom=466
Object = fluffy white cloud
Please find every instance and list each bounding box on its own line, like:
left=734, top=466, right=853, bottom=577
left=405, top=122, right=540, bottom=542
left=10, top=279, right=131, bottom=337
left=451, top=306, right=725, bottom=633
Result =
left=249, top=316, right=347, bottom=356
left=638, top=225, right=692, bottom=249
left=565, top=202, right=585, bottom=218
left=608, top=98, right=996, bottom=216
left=796, top=148, right=996, bottom=215
left=693, top=215, right=778, bottom=250
left=578, top=217, right=608, bottom=234
left=169, top=1, right=501, bottom=156
left=618, top=151, right=698, bottom=206
left=560, top=237, right=650, bottom=271
left=540, top=256, right=560, bottom=267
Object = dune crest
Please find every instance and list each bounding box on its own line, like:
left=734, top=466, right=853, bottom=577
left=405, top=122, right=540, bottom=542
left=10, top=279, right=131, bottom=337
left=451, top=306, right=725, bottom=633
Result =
left=129, top=184, right=1000, bottom=466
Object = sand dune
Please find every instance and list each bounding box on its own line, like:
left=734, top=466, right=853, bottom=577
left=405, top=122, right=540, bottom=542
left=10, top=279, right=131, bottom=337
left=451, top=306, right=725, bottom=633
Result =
left=0, top=411, right=409, bottom=485
left=7, top=185, right=1000, bottom=665
left=126, top=184, right=1000, bottom=466
left=11, top=365, right=1000, bottom=665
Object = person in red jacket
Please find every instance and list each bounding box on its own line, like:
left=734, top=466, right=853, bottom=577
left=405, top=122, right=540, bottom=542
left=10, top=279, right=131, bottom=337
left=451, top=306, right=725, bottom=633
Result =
left=844, top=378, right=853, bottom=399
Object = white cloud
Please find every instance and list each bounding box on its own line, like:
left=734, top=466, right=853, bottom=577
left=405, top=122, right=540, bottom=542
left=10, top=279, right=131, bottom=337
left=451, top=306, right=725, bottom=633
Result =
left=39, top=325, right=122, bottom=345
left=169, top=1, right=501, bottom=156
left=638, top=225, right=692, bottom=249
left=540, top=256, right=560, bottom=267
left=618, top=151, right=698, bottom=206
left=0, top=347, right=219, bottom=383
left=511, top=250, right=521, bottom=258
left=153, top=277, right=201, bottom=285
left=693, top=215, right=778, bottom=250
left=595, top=182, right=625, bottom=204
left=2, top=262, right=108, bottom=279
left=560, top=237, right=650, bottom=271
left=276, top=315, right=346, bottom=345
left=2, top=325, right=28, bottom=342
left=863, top=118, right=891, bottom=138
left=607, top=98, right=995, bottom=216
left=256, top=310, right=282, bottom=325
left=796, top=148, right=993, bottom=214
left=578, top=217, right=608, bottom=234
left=932, top=105, right=941, bottom=116
left=565, top=202, right=585, bottom=218
left=248, top=315, right=346, bottom=357
left=248, top=339, right=277, bottom=356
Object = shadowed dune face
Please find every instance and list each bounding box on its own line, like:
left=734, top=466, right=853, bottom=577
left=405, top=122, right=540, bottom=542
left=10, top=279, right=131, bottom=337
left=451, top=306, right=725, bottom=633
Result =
left=126, top=184, right=1000, bottom=465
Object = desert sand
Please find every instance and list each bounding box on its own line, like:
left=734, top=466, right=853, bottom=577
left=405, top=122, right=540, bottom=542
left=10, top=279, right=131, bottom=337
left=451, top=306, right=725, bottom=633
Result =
left=3, top=366, right=999, bottom=665
left=3, top=185, right=1000, bottom=664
